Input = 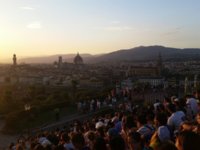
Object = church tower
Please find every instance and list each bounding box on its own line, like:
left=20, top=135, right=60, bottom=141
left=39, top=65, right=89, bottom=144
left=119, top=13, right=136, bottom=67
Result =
left=13, top=54, right=17, bottom=66
left=58, top=56, right=63, bottom=68
left=157, top=52, right=163, bottom=76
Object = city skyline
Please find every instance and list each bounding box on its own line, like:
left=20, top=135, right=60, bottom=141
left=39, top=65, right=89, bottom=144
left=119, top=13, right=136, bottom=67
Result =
left=1, top=0, right=200, bottom=62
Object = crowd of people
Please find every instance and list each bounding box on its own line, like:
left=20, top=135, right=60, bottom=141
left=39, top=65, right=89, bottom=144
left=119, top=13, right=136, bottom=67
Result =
left=8, top=91, right=200, bottom=150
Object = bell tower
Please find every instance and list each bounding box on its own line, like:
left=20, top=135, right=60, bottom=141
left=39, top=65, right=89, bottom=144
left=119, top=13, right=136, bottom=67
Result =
left=13, top=54, right=17, bottom=66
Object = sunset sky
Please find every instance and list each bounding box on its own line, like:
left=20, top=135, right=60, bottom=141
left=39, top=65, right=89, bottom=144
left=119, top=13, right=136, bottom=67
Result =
left=0, top=0, right=200, bottom=62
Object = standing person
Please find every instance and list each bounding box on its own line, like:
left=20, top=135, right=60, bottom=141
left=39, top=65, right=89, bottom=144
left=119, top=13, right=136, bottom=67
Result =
left=54, top=108, right=60, bottom=121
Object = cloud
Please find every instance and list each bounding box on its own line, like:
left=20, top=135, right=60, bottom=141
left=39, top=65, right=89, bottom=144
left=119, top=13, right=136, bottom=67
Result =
left=27, top=22, right=42, bottom=29
left=20, top=6, right=35, bottom=10
left=94, top=26, right=133, bottom=31
left=110, top=21, right=120, bottom=24
left=162, top=27, right=182, bottom=36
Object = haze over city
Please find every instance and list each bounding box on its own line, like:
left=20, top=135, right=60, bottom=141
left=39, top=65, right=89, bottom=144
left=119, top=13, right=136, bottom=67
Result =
left=0, top=0, right=200, bottom=62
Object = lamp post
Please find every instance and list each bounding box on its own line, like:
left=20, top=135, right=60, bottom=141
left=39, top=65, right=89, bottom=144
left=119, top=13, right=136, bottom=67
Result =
left=184, top=77, right=188, bottom=95
left=24, top=104, right=31, bottom=134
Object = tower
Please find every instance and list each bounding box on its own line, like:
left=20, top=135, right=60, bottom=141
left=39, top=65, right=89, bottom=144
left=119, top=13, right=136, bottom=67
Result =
left=58, top=56, right=63, bottom=68
left=157, top=52, right=163, bottom=75
left=13, top=54, right=17, bottom=66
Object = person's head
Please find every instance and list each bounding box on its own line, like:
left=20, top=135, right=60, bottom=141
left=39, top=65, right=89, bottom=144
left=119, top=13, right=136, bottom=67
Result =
left=158, top=141, right=177, bottom=150
left=166, top=103, right=176, bottom=114
left=123, top=115, right=136, bottom=130
left=196, top=112, right=200, bottom=124
left=71, top=133, right=85, bottom=150
left=164, top=97, right=170, bottom=103
left=127, top=131, right=142, bottom=150
left=136, top=114, right=147, bottom=128
left=107, top=128, right=119, bottom=140
left=175, top=131, right=200, bottom=150
left=179, top=121, right=194, bottom=132
left=146, top=113, right=155, bottom=124
left=9, top=142, right=15, bottom=150
left=93, top=137, right=107, bottom=150
left=15, top=144, right=24, bottom=150
left=109, top=136, right=125, bottom=150
left=33, top=144, right=44, bottom=150
left=60, top=132, right=70, bottom=144
left=86, top=131, right=96, bottom=142
left=154, top=112, right=168, bottom=127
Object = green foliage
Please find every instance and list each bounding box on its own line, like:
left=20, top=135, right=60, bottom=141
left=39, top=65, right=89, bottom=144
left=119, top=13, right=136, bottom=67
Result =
left=0, top=81, right=113, bottom=133
left=3, top=101, right=74, bottom=133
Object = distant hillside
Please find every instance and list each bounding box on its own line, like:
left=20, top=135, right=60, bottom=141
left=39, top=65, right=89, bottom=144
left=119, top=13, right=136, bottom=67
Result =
left=19, top=54, right=94, bottom=64
left=17, top=46, right=200, bottom=64
left=89, top=46, right=200, bottom=62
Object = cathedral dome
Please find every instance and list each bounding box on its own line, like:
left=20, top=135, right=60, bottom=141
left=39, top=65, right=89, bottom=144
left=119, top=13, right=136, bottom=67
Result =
left=74, top=53, right=83, bottom=65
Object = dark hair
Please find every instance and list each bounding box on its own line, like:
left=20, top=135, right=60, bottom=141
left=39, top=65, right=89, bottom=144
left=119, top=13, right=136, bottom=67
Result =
left=128, top=131, right=141, bottom=143
left=157, top=141, right=177, bottom=150
left=137, top=114, right=147, bottom=125
left=126, top=115, right=136, bottom=129
left=71, top=133, right=85, bottom=149
left=155, top=112, right=167, bottom=126
left=109, top=136, right=125, bottom=150
left=176, top=131, right=200, bottom=150
left=33, top=144, right=44, bottom=150
left=164, top=97, right=170, bottom=103
left=61, top=132, right=70, bottom=142
left=93, top=137, right=107, bottom=150
left=167, top=103, right=176, bottom=113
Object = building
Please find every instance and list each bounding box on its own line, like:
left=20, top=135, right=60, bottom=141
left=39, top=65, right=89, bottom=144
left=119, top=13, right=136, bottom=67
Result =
left=74, top=53, right=83, bottom=65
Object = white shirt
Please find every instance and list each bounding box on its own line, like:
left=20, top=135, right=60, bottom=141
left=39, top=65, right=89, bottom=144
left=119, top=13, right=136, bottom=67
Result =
left=157, top=125, right=171, bottom=142
left=167, top=111, right=185, bottom=130
left=186, top=98, right=198, bottom=116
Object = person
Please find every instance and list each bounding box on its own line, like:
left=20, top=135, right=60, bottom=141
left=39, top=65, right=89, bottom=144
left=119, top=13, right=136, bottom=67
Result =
left=149, top=113, right=171, bottom=150
left=54, top=108, right=60, bottom=121
left=136, top=114, right=154, bottom=142
left=127, top=131, right=143, bottom=150
left=154, top=113, right=171, bottom=142
left=71, top=133, right=90, bottom=150
left=175, top=131, right=200, bottom=150
left=167, top=104, right=185, bottom=132
left=60, top=132, right=74, bottom=150
left=193, top=112, right=200, bottom=134
left=157, top=141, right=177, bottom=150
left=186, top=95, right=198, bottom=118
left=179, top=121, right=195, bottom=132
left=93, top=137, right=108, bottom=150
left=109, top=135, right=126, bottom=150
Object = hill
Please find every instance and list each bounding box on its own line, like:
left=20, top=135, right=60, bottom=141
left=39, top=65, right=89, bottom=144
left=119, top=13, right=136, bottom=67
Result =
left=18, top=54, right=93, bottom=64
left=90, top=46, right=200, bottom=62
left=16, top=46, right=200, bottom=64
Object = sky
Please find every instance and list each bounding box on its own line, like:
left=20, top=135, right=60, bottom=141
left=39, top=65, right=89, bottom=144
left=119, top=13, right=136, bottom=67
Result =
left=0, top=0, right=200, bottom=62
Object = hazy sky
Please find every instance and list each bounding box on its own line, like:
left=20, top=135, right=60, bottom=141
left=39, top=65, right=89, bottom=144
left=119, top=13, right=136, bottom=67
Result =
left=0, top=0, right=200, bottom=61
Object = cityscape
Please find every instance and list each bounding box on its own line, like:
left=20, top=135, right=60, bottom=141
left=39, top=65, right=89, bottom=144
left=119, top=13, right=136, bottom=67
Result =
left=0, top=0, right=200, bottom=150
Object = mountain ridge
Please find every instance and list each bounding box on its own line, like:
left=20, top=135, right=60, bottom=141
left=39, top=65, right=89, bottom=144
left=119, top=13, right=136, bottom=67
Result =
left=9, top=45, right=200, bottom=64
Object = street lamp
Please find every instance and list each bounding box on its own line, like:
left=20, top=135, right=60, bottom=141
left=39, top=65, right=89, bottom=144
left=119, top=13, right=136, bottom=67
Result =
left=24, top=104, right=31, bottom=111
left=24, top=104, right=31, bottom=134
